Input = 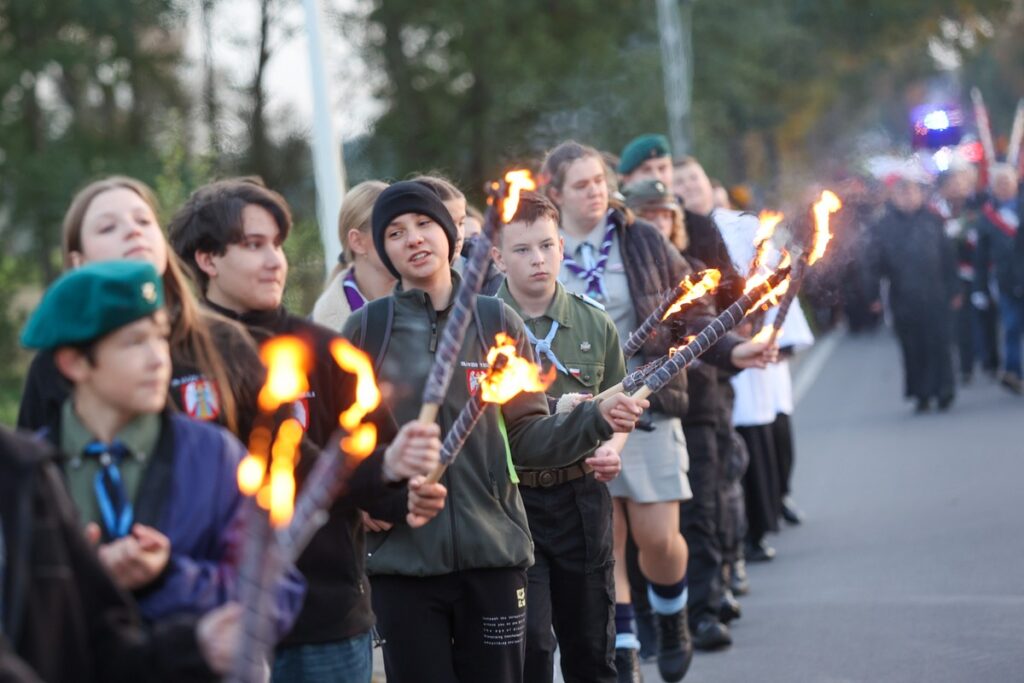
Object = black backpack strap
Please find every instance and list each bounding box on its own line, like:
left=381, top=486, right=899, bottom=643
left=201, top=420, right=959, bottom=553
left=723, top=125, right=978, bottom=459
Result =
left=473, top=296, right=507, bottom=350
left=357, top=298, right=395, bottom=372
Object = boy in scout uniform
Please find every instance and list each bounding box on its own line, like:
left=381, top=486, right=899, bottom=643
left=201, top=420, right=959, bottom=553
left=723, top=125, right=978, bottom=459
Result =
left=493, top=192, right=628, bottom=683
left=19, top=260, right=303, bottom=627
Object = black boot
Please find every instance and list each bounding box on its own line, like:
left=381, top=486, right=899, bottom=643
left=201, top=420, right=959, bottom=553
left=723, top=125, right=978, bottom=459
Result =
left=691, top=616, right=732, bottom=651
left=655, top=607, right=694, bottom=682
left=729, top=559, right=750, bottom=595
left=635, top=608, right=657, bottom=662
left=719, top=588, right=742, bottom=624
left=615, top=647, right=643, bottom=683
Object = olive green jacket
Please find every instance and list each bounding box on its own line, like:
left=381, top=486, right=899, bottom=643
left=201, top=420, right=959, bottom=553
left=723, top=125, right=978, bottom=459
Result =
left=341, top=272, right=614, bottom=576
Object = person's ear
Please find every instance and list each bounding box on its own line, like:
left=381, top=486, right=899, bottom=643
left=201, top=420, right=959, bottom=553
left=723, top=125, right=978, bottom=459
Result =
left=491, top=244, right=506, bottom=273
left=348, top=229, right=369, bottom=258
left=68, top=251, right=84, bottom=269
left=547, top=187, right=562, bottom=207
left=557, top=235, right=565, bottom=262
left=194, top=250, right=218, bottom=280
left=54, top=347, right=91, bottom=383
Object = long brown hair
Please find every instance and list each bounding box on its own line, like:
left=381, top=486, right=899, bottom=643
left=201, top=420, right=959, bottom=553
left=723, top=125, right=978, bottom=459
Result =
left=62, top=176, right=241, bottom=435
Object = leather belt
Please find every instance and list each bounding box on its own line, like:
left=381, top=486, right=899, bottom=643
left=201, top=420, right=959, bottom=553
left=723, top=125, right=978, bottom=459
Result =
left=517, top=461, right=593, bottom=488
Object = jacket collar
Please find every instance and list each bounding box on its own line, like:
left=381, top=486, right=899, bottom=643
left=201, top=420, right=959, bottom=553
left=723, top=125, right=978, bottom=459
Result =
left=205, top=300, right=289, bottom=333
left=496, top=280, right=573, bottom=329
left=393, top=268, right=461, bottom=315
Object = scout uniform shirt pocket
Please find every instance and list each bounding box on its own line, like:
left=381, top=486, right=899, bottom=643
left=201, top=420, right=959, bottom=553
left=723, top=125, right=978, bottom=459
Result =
left=564, top=361, right=605, bottom=392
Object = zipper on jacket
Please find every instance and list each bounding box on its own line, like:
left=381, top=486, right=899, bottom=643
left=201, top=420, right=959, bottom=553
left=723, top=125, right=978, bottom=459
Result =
left=426, top=299, right=439, bottom=353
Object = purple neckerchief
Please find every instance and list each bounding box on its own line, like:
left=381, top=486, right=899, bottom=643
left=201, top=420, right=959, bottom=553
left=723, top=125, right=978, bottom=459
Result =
left=342, top=269, right=368, bottom=312
left=562, top=214, right=616, bottom=300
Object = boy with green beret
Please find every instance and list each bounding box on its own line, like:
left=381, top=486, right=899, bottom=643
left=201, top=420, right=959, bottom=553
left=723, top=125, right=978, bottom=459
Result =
left=619, top=134, right=674, bottom=188
left=21, top=260, right=302, bottom=628
left=492, top=192, right=628, bottom=683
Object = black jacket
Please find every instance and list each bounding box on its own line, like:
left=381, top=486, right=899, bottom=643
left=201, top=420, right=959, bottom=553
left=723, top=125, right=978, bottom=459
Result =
left=679, top=255, right=721, bottom=428
left=614, top=211, right=741, bottom=418
left=204, top=302, right=400, bottom=647
left=0, top=427, right=216, bottom=682
left=684, top=209, right=745, bottom=310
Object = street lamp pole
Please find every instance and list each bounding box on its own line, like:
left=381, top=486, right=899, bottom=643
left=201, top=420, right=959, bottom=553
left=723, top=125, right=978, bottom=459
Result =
left=302, top=0, right=346, bottom=274
left=656, top=0, right=695, bottom=156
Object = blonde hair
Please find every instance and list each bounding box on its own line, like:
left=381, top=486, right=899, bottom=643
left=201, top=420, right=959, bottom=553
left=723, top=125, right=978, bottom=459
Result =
left=334, top=180, right=388, bottom=275
left=62, top=176, right=241, bottom=435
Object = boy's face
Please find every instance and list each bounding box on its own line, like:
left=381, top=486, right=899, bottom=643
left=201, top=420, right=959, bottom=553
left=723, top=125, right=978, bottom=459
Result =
left=383, top=212, right=450, bottom=284
left=60, top=310, right=172, bottom=417
left=623, top=156, right=674, bottom=189
left=199, top=204, right=288, bottom=313
left=493, top=217, right=563, bottom=300
left=675, top=162, right=714, bottom=215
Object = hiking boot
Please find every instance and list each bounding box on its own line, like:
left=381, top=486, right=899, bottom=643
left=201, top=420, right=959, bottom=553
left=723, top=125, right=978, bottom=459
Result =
left=615, top=647, right=643, bottom=683
left=655, top=607, right=693, bottom=682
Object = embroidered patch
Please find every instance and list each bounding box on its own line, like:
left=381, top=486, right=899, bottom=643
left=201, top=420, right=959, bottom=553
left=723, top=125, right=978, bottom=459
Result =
left=466, top=368, right=487, bottom=396
left=180, top=378, right=221, bottom=421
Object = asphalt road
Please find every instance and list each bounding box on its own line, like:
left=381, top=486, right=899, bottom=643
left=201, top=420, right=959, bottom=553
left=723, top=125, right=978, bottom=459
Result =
left=636, top=329, right=1024, bottom=683
left=374, top=329, right=1024, bottom=683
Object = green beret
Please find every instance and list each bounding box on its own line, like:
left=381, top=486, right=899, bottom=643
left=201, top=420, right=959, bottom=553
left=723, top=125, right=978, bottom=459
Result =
left=618, top=134, right=672, bottom=175
left=21, top=260, right=165, bottom=350
left=623, top=179, right=681, bottom=213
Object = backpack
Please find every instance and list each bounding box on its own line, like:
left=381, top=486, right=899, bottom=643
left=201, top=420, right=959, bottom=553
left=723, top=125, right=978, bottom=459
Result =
left=357, top=296, right=507, bottom=372
left=355, top=295, right=519, bottom=482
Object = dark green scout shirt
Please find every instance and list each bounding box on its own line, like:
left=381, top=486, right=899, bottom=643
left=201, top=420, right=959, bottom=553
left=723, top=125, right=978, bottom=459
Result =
left=497, top=280, right=626, bottom=401
left=60, top=400, right=158, bottom=529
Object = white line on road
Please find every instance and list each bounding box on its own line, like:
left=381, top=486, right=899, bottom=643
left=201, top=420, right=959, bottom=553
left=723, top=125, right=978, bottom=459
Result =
left=793, top=330, right=843, bottom=406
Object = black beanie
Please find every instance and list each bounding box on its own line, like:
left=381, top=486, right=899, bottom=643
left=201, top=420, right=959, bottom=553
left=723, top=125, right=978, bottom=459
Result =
left=372, top=181, right=458, bottom=279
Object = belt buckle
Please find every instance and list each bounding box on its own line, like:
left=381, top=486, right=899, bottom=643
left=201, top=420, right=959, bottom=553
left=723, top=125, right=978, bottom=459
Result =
left=538, top=470, right=558, bottom=487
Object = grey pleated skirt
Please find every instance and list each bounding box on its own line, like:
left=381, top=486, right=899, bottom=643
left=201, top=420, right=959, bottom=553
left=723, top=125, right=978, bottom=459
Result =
left=607, top=412, right=693, bottom=503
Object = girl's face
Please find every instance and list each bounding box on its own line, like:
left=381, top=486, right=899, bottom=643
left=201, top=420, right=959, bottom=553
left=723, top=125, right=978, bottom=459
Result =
left=552, top=156, right=609, bottom=229
left=72, top=188, right=169, bottom=274
left=383, top=212, right=450, bottom=284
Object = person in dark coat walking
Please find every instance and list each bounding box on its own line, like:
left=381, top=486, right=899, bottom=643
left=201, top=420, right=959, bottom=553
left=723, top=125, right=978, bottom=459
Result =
left=867, top=176, right=959, bottom=411
left=972, top=164, right=1024, bottom=393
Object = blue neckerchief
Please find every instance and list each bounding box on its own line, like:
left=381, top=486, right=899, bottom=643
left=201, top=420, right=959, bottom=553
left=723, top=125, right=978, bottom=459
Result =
left=524, top=321, right=568, bottom=375
left=563, top=217, right=616, bottom=301
left=82, top=440, right=134, bottom=539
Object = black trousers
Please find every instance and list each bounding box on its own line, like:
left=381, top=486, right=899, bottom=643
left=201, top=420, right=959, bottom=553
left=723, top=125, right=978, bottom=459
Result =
left=737, top=424, right=780, bottom=544
left=771, top=413, right=794, bottom=501
left=371, top=568, right=528, bottom=683
left=521, top=474, right=616, bottom=683
left=680, top=423, right=723, bottom=624
left=716, top=422, right=748, bottom=565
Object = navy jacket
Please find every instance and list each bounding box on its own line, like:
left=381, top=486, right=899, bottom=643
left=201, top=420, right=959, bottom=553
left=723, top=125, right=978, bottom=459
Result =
left=40, top=411, right=304, bottom=629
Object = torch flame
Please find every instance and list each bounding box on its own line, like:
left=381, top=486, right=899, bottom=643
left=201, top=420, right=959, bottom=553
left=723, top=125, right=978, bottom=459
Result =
left=258, top=337, right=312, bottom=412
left=808, top=190, right=842, bottom=265
left=661, top=269, right=722, bottom=321
left=267, top=418, right=303, bottom=527
left=501, top=170, right=538, bottom=223
left=750, top=211, right=784, bottom=274
left=480, top=332, right=555, bottom=404
left=751, top=324, right=780, bottom=345
left=668, top=336, right=698, bottom=357
left=329, top=338, right=382, bottom=459
left=744, top=252, right=792, bottom=310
